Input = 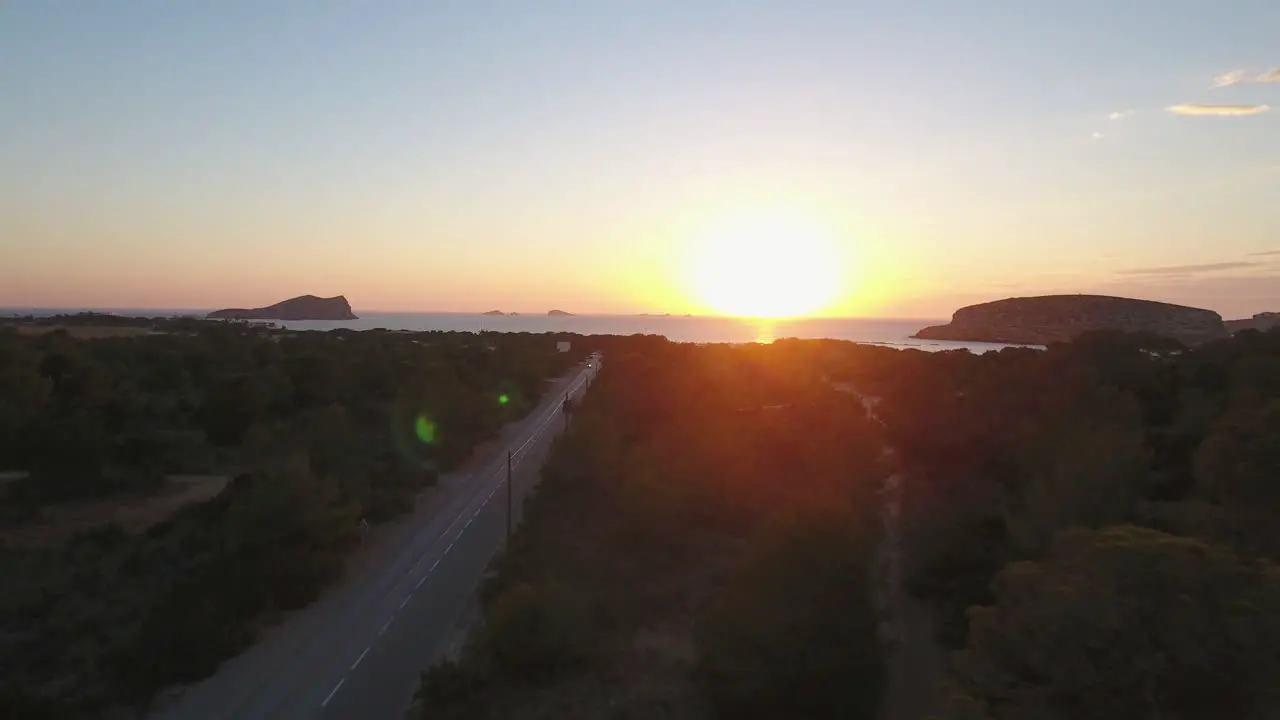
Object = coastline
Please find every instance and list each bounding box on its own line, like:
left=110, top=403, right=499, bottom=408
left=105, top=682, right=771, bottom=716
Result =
left=3, top=308, right=1033, bottom=353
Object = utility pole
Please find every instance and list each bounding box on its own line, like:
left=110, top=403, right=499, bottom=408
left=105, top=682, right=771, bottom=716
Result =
left=506, top=450, right=512, bottom=542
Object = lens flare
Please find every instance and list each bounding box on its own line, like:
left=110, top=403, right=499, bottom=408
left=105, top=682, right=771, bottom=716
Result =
left=414, top=415, right=436, bottom=444
left=499, top=393, right=510, bottom=405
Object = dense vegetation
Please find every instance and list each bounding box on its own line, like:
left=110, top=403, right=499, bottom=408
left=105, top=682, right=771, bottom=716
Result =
left=413, top=340, right=888, bottom=719
left=0, top=316, right=582, bottom=717
left=829, top=328, right=1280, bottom=718
left=6, top=315, right=1278, bottom=719
left=412, top=328, right=1280, bottom=720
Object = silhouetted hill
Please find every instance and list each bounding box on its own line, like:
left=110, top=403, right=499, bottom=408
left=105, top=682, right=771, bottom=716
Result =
left=482, top=310, right=507, bottom=316
left=208, top=295, right=357, bottom=321
left=547, top=309, right=574, bottom=317
left=914, top=294, right=1226, bottom=345
left=1226, top=312, right=1280, bottom=333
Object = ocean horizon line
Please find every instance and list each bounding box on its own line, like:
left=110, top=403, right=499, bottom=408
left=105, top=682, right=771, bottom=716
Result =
left=2, top=306, right=948, bottom=324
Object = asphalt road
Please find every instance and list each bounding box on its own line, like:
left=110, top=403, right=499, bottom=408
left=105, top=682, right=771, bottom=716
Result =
left=152, top=359, right=599, bottom=720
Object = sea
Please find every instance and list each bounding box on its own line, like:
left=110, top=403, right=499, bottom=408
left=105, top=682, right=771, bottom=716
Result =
left=2, top=309, right=1026, bottom=354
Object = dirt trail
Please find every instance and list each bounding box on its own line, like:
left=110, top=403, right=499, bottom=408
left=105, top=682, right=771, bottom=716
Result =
left=0, top=474, right=229, bottom=548
left=874, top=469, right=949, bottom=720
left=853, top=392, right=949, bottom=720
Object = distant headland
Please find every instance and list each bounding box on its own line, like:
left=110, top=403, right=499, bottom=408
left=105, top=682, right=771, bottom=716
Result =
left=547, top=309, right=575, bottom=317
left=913, top=294, right=1229, bottom=345
left=208, top=295, right=357, bottom=321
left=1225, top=312, right=1280, bottom=334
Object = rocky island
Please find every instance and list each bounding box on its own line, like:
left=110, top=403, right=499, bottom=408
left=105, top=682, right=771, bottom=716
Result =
left=547, top=309, right=575, bottom=317
left=914, top=294, right=1227, bottom=345
left=208, top=295, right=357, bottom=321
left=482, top=310, right=508, bottom=316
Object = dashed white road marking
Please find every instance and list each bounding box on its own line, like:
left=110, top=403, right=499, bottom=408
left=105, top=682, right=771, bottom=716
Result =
left=309, top=370, right=597, bottom=713
left=321, top=678, right=345, bottom=707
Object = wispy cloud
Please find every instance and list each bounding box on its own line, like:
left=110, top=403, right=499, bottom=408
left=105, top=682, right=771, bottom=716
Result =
left=1211, top=68, right=1280, bottom=86
left=1248, top=250, right=1280, bottom=257
left=1167, top=103, right=1271, bottom=116
left=1117, top=262, right=1262, bottom=276
left=1091, top=131, right=1105, bottom=140
left=1108, top=109, right=1136, bottom=120
left=1212, top=69, right=1250, bottom=87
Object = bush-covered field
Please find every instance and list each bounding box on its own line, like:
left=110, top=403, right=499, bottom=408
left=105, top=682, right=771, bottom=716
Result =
left=830, top=328, right=1280, bottom=719
left=414, top=328, right=1280, bottom=720
left=414, top=340, right=889, bottom=719
left=0, top=317, right=583, bottom=717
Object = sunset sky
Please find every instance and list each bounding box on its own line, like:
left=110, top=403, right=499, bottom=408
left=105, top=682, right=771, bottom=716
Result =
left=2, top=1, right=1278, bottom=319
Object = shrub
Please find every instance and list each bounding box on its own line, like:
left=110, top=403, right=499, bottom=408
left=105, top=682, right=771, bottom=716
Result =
left=476, top=581, right=590, bottom=682
left=695, top=512, right=884, bottom=720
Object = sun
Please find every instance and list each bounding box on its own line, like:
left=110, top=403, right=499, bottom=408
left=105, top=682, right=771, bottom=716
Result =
left=687, top=211, right=845, bottom=318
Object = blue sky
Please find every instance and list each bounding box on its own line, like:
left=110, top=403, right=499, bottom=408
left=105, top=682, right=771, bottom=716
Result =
left=2, top=1, right=1278, bottom=317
